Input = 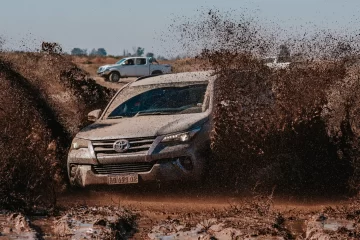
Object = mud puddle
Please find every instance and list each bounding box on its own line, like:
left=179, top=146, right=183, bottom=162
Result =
left=0, top=212, right=38, bottom=239
left=144, top=215, right=358, bottom=240
left=1, top=201, right=359, bottom=239
left=0, top=206, right=136, bottom=240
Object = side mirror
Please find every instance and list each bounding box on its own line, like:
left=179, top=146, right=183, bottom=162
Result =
left=88, top=109, right=102, bottom=122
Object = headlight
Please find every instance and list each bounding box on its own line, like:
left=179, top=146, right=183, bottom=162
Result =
left=98, top=67, right=109, bottom=73
left=71, top=138, right=90, bottom=150
left=161, top=127, right=201, bottom=143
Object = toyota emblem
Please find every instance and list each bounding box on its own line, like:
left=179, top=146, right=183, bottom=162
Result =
left=113, top=139, right=130, bottom=153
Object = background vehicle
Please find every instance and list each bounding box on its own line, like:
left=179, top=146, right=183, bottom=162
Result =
left=263, top=56, right=291, bottom=69
left=68, top=71, right=215, bottom=187
left=97, top=57, right=172, bottom=82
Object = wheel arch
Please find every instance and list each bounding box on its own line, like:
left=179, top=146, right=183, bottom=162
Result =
left=151, top=70, right=163, bottom=75
left=109, top=69, right=121, bottom=75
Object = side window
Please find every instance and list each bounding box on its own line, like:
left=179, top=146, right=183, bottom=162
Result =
left=125, top=59, right=134, bottom=65
left=136, top=58, right=147, bottom=65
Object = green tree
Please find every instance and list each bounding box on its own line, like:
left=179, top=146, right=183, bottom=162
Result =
left=71, top=48, right=87, bottom=55
left=146, top=52, right=154, bottom=58
left=132, top=46, right=145, bottom=56
left=89, top=48, right=97, bottom=56
left=89, top=48, right=107, bottom=56
left=97, top=48, right=107, bottom=56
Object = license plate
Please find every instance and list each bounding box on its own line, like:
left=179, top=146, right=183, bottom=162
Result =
left=108, top=174, right=138, bottom=185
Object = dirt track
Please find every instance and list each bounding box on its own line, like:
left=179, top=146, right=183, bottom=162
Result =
left=56, top=187, right=352, bottom=239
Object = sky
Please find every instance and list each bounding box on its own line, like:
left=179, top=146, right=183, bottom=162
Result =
left=1, top=0, right=360, bottom=57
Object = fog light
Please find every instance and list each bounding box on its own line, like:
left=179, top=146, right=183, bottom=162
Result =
left=179, top=157, right=193, bottom=171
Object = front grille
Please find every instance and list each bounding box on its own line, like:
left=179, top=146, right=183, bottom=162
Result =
left=92, top=162, right=154, bottom=175
left=92, top=137, right=156, bottom=157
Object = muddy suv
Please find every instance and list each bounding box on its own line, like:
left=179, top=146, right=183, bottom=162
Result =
left=67, top=71, right=216, bottom=187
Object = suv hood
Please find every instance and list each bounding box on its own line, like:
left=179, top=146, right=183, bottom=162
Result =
left=100, top=64, right=117, bottom=69
left=76, top=113, right=209, bottom=140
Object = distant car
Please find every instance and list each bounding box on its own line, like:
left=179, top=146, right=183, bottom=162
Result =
left=263, top=56, right=291, bottom=69
left=97, top=57, right=172, bottom=82
left=67, top=71, right=215, bottom=187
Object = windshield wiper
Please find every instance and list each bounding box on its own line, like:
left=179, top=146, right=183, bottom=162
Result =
left=107, top=116, right=125, bottom=119
left=134, top=111, right=175, bottom=117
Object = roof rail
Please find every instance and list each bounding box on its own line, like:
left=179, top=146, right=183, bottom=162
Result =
left=136, top=74, right=162, bottom=81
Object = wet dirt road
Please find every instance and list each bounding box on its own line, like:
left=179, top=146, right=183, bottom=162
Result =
left=58, top=187, right=347, bottom=212
left=56, top=187, right=350, bottom=239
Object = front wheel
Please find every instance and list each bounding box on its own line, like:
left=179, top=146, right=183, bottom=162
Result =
left=109, top=72, right=121, bottom=82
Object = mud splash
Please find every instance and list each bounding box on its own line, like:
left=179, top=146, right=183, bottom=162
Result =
left=164, top=8, right=360, bottom=194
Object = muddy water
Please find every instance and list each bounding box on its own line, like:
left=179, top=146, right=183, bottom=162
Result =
left=285, top=220, right=306, bottom=238
left=0, top=194, right=357, bottom=239
left=57, top=186, right=348, bottom=212
left=53, top=188, right=355, bottom=239
left=0, top=206, right=136, bottom=239
left=322, top=219, right=355, bottom=231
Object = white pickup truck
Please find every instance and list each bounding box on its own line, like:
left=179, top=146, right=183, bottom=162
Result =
left=263, top=56, right=291, bottom=69
left=97, top=57, right=172, bottom=82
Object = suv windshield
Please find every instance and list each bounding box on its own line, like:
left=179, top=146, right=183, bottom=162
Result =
left=116, top=58, right=127, bottom=64
left=106, top=83, right=208, bottom=118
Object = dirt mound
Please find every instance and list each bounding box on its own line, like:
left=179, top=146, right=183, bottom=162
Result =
left=1, top=52, right=115, bottom=135
left=0, top=52, right=115, bottom=210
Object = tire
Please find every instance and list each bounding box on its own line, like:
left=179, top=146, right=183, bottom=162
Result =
left=151, top=70, right=163, bottom=75
left=109, top=71, right=121, bottom=82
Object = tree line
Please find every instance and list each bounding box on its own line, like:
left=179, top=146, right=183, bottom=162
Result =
left=70, top=46, right=168, bottom=60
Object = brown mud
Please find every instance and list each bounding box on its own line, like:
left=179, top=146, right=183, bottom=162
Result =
left=1, top=190, right=357, bottom=239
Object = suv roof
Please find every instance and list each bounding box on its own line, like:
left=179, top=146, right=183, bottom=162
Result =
left=130, top=71, right=215, bottom=87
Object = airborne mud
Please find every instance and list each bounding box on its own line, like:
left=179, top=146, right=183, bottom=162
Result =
left=167, top=9, right=360, bottom=195
left=2, top=7, right=360, bottom=239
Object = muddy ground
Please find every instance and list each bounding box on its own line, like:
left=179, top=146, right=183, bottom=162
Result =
left=0, top=59, right=358, bottom=239
left=1, top=186, right=359, bottom=239
left=1, top=65, right=359, bottom=239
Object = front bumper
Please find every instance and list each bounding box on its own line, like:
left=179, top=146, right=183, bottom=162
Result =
left=97, top=69, right=110, bottom=77
left=69, top=157, right=200, bottom=187
left=67, top=137, right=209, bottom=187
